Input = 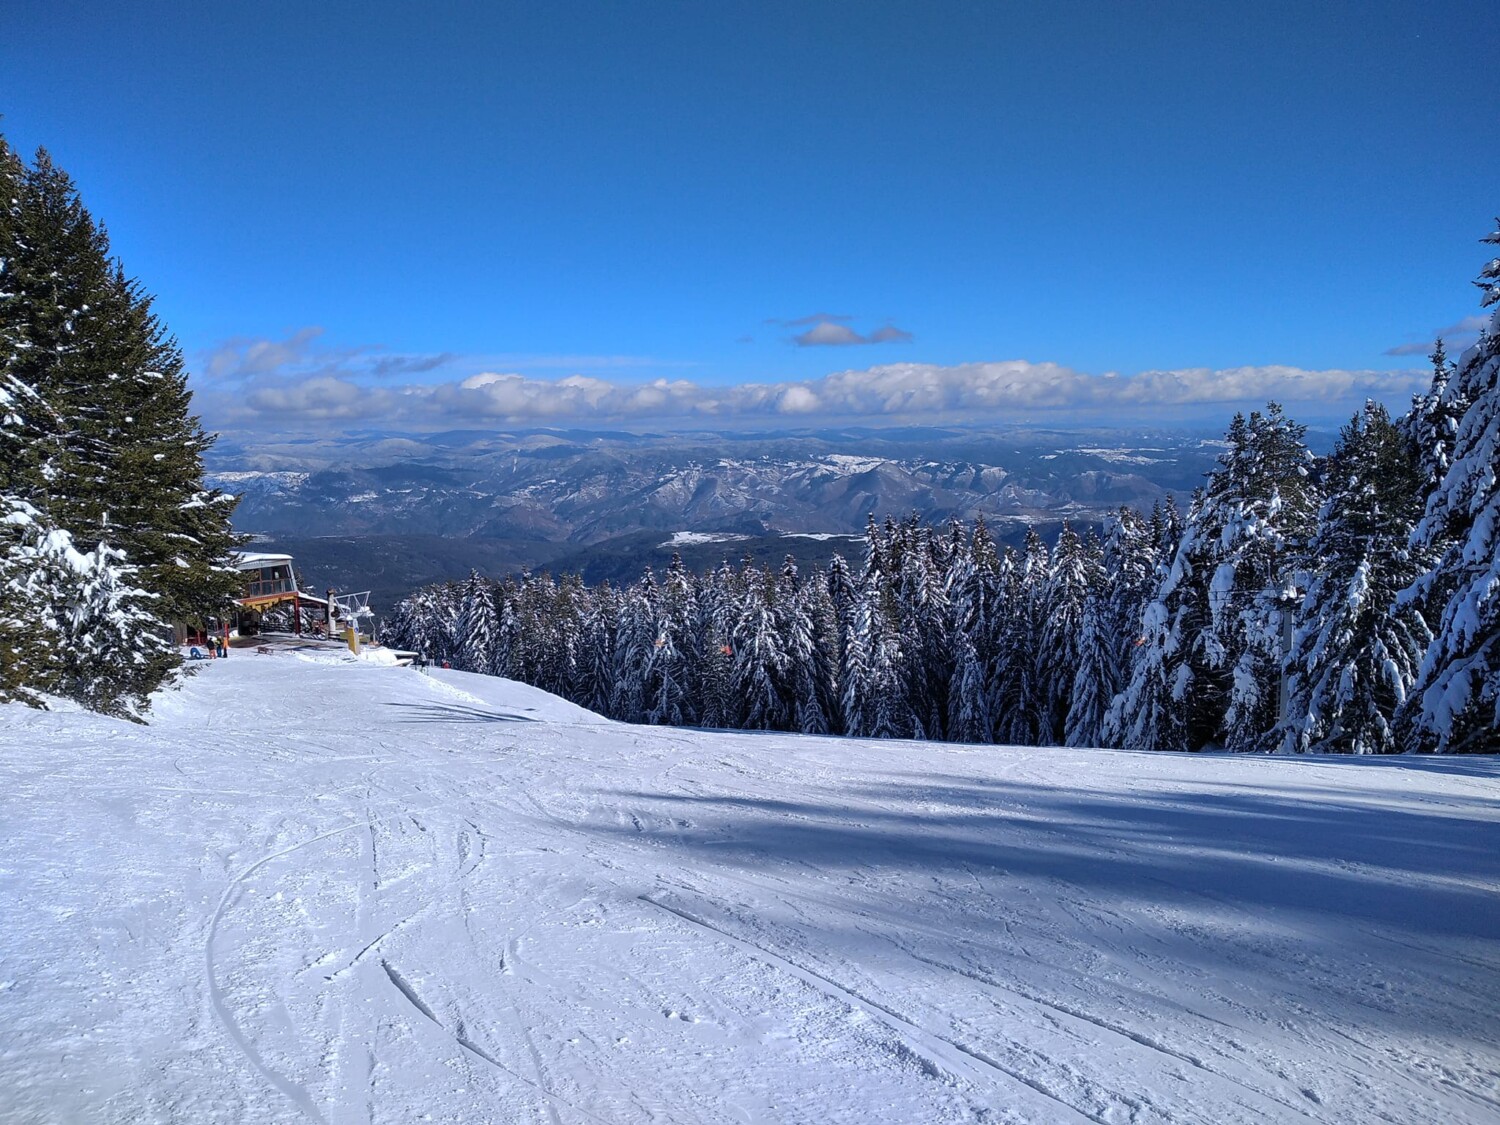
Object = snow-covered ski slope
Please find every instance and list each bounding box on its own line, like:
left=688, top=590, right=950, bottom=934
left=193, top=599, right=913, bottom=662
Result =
left=3, top=655, right=1498, bottom=1124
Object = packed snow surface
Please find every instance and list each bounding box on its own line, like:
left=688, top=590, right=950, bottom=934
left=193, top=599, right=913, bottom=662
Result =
left=3, top=657, right=1498, bottom=1124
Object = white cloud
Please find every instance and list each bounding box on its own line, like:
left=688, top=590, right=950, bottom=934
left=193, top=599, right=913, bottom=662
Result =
left=203, top=326, right=326, bottom=380
left=203, top=358, right=1430, bottom=431
left=776, top=385, right=821, bottom=413
left=791, top=319, right=916, bottom=347
left=1384, top=314, right=1489, bottom=356
left=243, top=375, right=393, bottom=419
left=197, top=326, right=455, bottom=385
left=795, top=322, right=867, bottom=346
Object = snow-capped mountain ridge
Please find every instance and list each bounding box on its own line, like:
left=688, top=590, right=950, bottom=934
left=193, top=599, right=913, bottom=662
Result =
left=209, top=429, right=1221, bottom=543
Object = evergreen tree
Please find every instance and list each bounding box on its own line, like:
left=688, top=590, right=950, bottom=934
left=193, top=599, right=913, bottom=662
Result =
left=802, top=567, right=842, bottom=734
left=578, top=583, right=620, bottom=716
left=651, top=554, right=698, bottom=725
left=731, top=567, right=788, bottom=730
left=1398, top=222, right=1500, bottom=752
left=456, top=570, right=498, bottom=674
left=55, top=537, right=169, bottom=717
left=992, top=532, right=1047, bottom=745
left=1063, top=529, right=1112, bottom=747
left=896, top=527, right=951, bottom=740
left=0, top=136, right=242, bottom=711
left=1037, top=523, right=1090, bottom=745
left=1113, top=407, right=1315, bottom=750
left=0, top=497, right=66, bottom=704
left=1401, top=339, right=1466, bottom=496
left=842, top=521, right=908, bottom=738
left=1281, top=403, right=1430, bottom=753
left=774, top=558, right=828, bottom=734
left=0, top=497, right=164, bottom=717
left=1, top=141, right=64, bottom=702
left=493, top=577, right=522, bottom=678
left=611, top=570, right=656, bottom=723
left=1084, top=508, right=1158, bottom=748
left=823, top=553, right=856, bottom=732
left=947, top=518, right=997, bottom=743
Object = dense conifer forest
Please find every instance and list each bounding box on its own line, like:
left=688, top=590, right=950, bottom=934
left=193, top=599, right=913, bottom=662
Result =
left=391, top=228, right=1500, bottom=753
left=0, top=134, right=243, bottom=716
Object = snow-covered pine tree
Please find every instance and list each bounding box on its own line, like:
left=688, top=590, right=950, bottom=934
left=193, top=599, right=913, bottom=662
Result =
left=841, top=520, right=909, bottom=738
left=1402, top=339, right=1466, bottom=498
left=1, top=136, right=242, bottom=708
left=694, top=563, right=738, bottom=729
left=992, top=531, right=1047, bottom=746
left=801, top=564, right=842, bottom=734
left=946, top=517, right=998, bottom=743
left=1280, top=403, right=1430, bottom=753
left=1101, top=498, right=1186, bottom=748
left=578, top=582, right=620, bottom=717
left=1111, top=504, right=1165, bottom=684
left=1397, top=222, right=1500, bottom=752
left=0, top=496, right=166, bottom=717
left=611, top=569, right=656, bottom=723
left=822, top=553, right=856, bottom=733
left=1105, top=529, right=1197, bottom=752
left=1398, top=339, right=1472, bottom=631
left=550, top=573, right=588, bottom=699
left=639, top=559, right=693, bottom=727
left=392, top=585, right=450, bottom=666
left=651, top=554, right=698, bottom=726
left=456, top=570, right=498, bottom=674
left=1208, top=406, right=1319, bottom=749
left=55, top=537, right=169, bottom=718
left=1, top=143, right=63, bottom=703
left=503, top=571, right=543, bottom=684
left=644, top=617, right=689, bottom=727
left=1064, top=528, right=1113, bottom=747
left=1189, top=412, right=1310, bottom=746
left=1, top=141, right=166, bottom=713
left=535, top=572, right=576, bottom=696
left=895, top=526, right=951, bottom=740
left=1112, top=407, right=1315, bottom=751
left=385, top=593, right=419, bottom=656
left=1083, top=508, right=1156, bottom=748
left=0, top=499, right=67, bottom=703
left=731, top=564, right=789, bottom=731
left=775, top=558, right=829, bottom=735
left=490, top=576, right=521, bottom=678
left=0, top=138, right=49, bottom=505
left=1037, top=523, right=1091, bottom=745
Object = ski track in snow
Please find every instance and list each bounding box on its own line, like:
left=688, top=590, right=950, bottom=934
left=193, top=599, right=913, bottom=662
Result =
left=2, top=657, right=1499, bottom=1123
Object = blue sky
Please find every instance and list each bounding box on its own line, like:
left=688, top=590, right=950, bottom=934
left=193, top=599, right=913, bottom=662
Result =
left=2, top=1, right=1496, bottom=431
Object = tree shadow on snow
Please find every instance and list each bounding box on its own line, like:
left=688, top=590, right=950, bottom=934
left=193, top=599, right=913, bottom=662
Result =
left=578, top=763, right=1500, bottom=1044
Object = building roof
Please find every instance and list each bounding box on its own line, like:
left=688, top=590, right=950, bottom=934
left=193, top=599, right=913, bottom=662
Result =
left=234, top=552, right=294, bottom=571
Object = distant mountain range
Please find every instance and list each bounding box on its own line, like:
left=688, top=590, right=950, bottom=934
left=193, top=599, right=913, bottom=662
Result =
left=207, top=424, right=1249, bottom=610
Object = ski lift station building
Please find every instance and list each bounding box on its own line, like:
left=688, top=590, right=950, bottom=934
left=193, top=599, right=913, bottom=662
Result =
left=233, top=552, right=330, bottom=633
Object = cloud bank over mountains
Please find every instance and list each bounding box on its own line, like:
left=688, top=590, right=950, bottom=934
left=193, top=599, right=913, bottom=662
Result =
left=193, top=328, right=1429, bottom=431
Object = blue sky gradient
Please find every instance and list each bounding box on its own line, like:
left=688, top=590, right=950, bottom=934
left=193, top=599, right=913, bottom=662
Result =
left=2, top=1, right=1496, bottom=430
